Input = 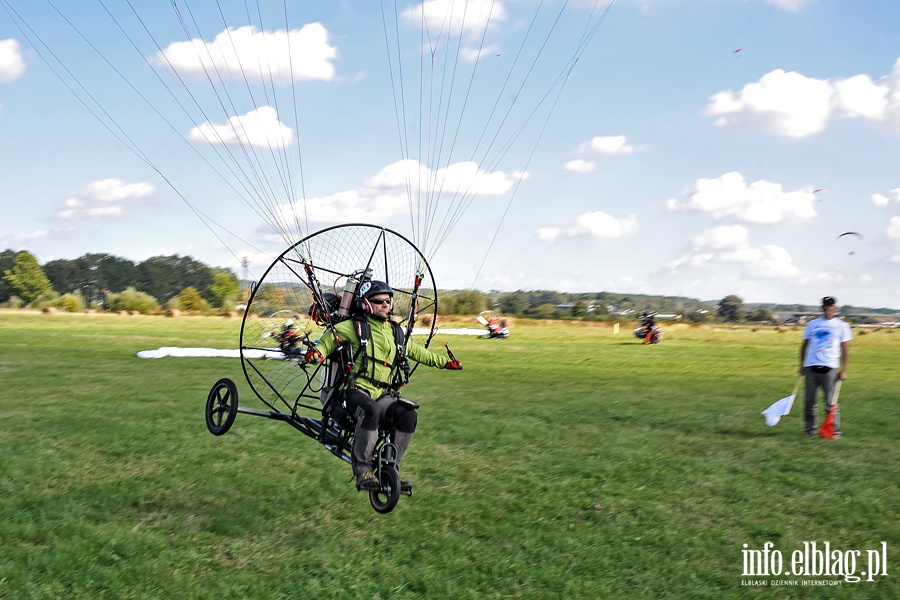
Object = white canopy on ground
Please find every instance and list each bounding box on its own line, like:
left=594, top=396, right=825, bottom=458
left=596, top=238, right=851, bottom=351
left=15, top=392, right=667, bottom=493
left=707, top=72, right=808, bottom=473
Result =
left=137, top=328, right=488, bottom=358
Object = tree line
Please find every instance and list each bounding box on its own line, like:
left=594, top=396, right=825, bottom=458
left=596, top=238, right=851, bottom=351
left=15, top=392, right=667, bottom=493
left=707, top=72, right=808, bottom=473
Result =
left=3, top=249, right=716, bottom=320
left=7, top=249, right=889, bottom=322
left=1, top=250, right=240, bottom=313
left=439, top=289, right=711, bottom=320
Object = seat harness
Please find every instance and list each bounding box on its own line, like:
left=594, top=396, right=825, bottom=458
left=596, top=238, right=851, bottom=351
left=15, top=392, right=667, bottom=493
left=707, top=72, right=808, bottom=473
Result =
left=345, top=317, right=410, bottom=391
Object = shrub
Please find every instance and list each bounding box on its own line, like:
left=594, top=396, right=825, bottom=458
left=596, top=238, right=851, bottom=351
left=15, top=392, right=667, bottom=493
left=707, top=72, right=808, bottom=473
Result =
left=106, top=287, right=159, bottom=314
left=34, top=291, right=85, bottom=313
left=173, top=286, right=210, bottom=313
left=58, top=293, right=85, bottom=313
left=3, top=296, right=24, bottom=309
left=33, top=291, right=61, bottom=310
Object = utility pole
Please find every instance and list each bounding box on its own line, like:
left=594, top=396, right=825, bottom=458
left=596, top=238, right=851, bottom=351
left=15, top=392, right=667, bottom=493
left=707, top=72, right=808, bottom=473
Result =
left=241, top=256, right=250, bottom=302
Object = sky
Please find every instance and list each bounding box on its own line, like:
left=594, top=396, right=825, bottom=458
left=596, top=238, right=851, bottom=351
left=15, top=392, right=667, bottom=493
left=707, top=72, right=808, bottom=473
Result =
left=1, top=0, right=899, bottom=309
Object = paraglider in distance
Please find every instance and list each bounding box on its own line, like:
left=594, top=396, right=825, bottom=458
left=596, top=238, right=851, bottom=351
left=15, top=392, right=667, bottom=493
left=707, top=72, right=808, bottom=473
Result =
left=837, top=231, right=863, bottom=255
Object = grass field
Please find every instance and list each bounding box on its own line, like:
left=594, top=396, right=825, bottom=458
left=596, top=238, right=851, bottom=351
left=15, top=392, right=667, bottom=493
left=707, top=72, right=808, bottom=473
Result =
left=0, top=311, right=897, bottom=599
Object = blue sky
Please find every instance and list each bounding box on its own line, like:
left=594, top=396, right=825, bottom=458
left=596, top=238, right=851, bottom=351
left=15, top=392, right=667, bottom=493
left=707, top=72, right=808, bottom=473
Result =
left=1, top=0, right=899, bottom=309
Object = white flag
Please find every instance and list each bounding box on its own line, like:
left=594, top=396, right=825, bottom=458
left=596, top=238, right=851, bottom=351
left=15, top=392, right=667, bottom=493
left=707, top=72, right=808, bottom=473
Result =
left=761, top=394, right=795, bottom=427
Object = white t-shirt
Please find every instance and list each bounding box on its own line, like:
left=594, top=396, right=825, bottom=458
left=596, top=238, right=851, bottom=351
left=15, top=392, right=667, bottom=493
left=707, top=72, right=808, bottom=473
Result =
left=802, top=317, right=852, bottom=368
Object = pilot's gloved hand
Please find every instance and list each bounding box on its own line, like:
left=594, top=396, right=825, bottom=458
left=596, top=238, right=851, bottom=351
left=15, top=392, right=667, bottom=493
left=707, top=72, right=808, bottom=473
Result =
left=444, top=359, right=462, bottom=370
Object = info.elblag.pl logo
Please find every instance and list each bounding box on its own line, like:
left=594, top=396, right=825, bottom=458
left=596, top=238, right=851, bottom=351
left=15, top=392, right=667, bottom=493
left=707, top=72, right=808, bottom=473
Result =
left=741, top=541, right=890, bottom=585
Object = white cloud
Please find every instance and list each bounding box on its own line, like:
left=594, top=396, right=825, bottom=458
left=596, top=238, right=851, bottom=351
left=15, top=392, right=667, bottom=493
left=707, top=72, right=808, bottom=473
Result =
left=667, top=224, right=799, bottom=279
left=873, top=188, right=900, bottom=206
left=12, top=229, right=49, bottom=242
left=763, top=0, right=816, bottom=10
left=565, top=135, right=638, bottom=171
left=277, top=189, right=409, bottom=225
left=538, top=211, right=638, bottom=242
left=365, top=159, right=519, bottom=196
left=888, top=216, right=900, bottom=240
left=0, top=39, right=26, bottom=82
left=403, top=1, right=507, bottom=63
left=666, top=172, right=817, bottom=224
left=156, top=23, right=336, bottom=82
left=705, top=69, right=832, bottom=137
left=833, top=74, right=888, bottom=120
left=187, top=106, right=293, bottom=148
left=691, top=225, right=749, bottom=250
left=272, top=159, right=517, bottom=226
left=404, top=0, right=507, bottom=39
left=578, top=135, right=636, bottom=155
left=57, top=179, right=155, bottom=220
left=705, top=58, right=900, bottom=137
left=885, top=216, right=900, bottom=263
left=564, top=159, right=596, bottom=173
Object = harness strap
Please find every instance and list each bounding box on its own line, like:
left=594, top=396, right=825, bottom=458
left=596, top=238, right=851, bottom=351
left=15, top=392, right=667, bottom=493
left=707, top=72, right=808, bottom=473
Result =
left=354, top=374, right=394, bottom=390
left=350, top=317, right=409, bottom=388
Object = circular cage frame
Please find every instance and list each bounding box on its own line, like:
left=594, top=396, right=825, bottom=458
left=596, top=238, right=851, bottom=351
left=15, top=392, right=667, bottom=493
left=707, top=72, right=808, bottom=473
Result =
left=238, top=224, right=439, bottom=415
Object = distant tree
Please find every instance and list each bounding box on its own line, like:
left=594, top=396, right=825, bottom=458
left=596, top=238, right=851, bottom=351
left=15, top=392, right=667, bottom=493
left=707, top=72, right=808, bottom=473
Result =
left=249, top=283, right=291, bottom=316
left=616, top=296, right=637, bottom=312
left=3, top=251, right=52, bottom=304
left=43, top=253, right=141, bottom=298
left=570, top=300, right=588, bottom=318
left=138, top=255, right=213, bottom=302
left=42, top=258, right=85, bottom=296
left=529, top=290, right=564, bottom=307
left=0, top=249, right=16, bottom=302
left=685, top=309, right=710, bottom=323
left=717, top=295, right=744, bottom=322
left=526, top=303, right=562, bottom=320
left=453, top=290, right=487, bottom=315
left=70, top=253, right=139, bottom=298
left=591, top=303, right=609, bottom=317
left=207, top=271, right=240, bottom=309
left=90, top=253, right=140, bottom=292
left=499, top=291, right=529, bottom=316
left=747, top=307, right=772, bottom=322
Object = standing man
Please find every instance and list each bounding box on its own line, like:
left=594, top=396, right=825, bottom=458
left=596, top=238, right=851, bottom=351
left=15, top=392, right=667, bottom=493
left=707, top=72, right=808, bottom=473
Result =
left=799, top=296, right=852, bottom=438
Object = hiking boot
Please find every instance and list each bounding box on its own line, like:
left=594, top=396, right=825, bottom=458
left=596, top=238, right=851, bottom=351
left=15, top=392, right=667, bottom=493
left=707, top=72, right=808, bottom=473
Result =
left=356, top=471, right=379, bottom=491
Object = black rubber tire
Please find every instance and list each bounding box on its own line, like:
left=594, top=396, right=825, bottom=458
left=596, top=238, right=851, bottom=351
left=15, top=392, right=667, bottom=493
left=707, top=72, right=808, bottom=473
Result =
left=205, top=378, right=238, bottom=436
left=369, top=465, right=401, bottom=514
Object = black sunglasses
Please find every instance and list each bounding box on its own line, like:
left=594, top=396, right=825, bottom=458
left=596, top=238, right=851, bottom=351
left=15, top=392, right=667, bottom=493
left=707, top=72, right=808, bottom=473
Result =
left=368, top=298, right=392, bottom=305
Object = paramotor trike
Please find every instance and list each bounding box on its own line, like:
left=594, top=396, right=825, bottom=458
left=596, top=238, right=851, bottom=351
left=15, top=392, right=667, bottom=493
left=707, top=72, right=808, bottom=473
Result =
left=204, top=224, right=440, bottom=514
left=634, top=310, right=663, bottom=344
left=476, top=310, right=509, bottom=339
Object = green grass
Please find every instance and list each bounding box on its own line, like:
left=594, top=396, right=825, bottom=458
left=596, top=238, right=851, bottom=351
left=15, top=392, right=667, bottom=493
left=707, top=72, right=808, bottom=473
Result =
left=0, top=311, right=897, bottom=599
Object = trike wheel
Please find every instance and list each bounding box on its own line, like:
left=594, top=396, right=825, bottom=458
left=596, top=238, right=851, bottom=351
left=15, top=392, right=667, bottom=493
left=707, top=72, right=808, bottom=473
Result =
left=206, top=378, right=238, bottom=436
left=369, top=465, right=401, bottom=514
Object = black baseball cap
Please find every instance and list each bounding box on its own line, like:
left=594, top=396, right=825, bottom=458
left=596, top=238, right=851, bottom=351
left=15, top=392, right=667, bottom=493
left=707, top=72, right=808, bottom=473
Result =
left=822, top=296, right=836, bottom=306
